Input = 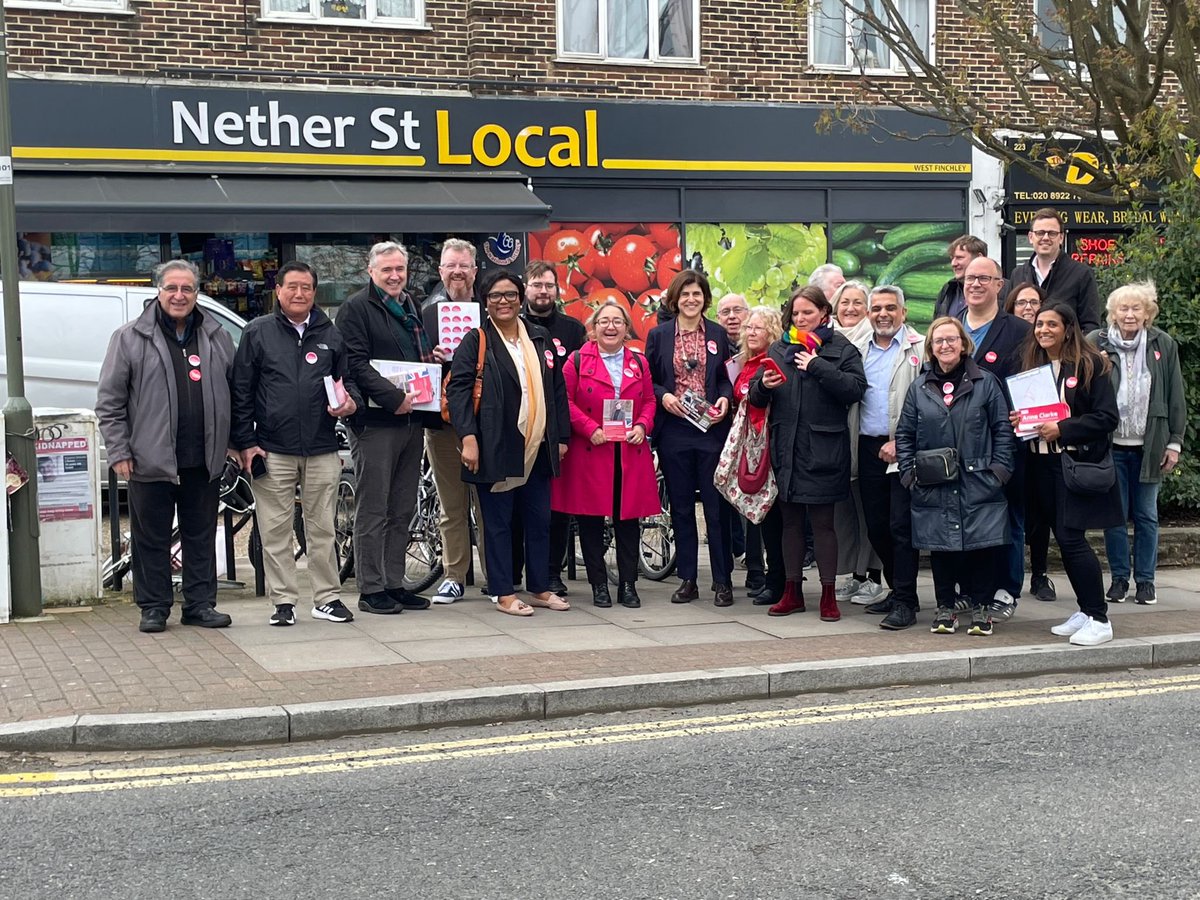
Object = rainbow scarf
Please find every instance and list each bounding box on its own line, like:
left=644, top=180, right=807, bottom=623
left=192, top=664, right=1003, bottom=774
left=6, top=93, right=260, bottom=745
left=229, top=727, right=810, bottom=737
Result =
left=784, top=326, right=827, bottom=352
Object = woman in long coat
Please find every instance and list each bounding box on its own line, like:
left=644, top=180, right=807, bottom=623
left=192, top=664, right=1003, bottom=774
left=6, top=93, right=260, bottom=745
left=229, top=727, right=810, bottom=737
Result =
left=748, top=284, right=866, bottom=622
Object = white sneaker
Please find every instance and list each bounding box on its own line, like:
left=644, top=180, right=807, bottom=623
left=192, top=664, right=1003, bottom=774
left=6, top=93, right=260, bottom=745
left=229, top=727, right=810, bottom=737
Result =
left=1069, top=617, right=1114, bottom=646
left=850, top=581, right=885, bottom=605
left=835, top=576, right=865, bottom=601
left=431, top=579, right=465, bottom=604
left=1050, top=611, right=1090, bottom=636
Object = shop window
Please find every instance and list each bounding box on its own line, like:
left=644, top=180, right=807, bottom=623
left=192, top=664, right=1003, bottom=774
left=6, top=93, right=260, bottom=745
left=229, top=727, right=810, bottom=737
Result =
left=1033, top=0, right=1126, bottom=71
left=558, top=0, right=698, bottom=64
left=4, top=0, right=128, bottom=11
left=809, top=0, right=934, bottom=72
left=261, top=0, right=423, bottom=28
left=35, top=232, right=159, bottom=281
left=686, top=222, right=826, bottom=310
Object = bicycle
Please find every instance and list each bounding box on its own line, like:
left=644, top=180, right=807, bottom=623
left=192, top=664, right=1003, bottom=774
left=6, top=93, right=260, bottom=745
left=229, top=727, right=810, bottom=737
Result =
left=291, top=466, right=357, bottom=584
left=402, top=450, right=446, bottom=593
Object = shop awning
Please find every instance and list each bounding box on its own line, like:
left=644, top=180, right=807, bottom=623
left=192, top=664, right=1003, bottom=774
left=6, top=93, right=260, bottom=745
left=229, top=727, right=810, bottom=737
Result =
left=13, top=171, right=552, bottom=233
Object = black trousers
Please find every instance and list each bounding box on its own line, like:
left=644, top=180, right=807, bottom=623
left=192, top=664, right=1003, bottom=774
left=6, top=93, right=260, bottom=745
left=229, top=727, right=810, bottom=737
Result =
left=1026, top=453, right=1107, bottom=621
left=859, top=435, right=921, bottom=609
left=577, top=444, right=639, bottom=584
left=758, top=502, right=785, bottom=593
left=512, top=510, right=569, bottom=584
left=658, top=426, right=732, bottom=584
left=127, top=467, right=219, bottom=614
left=930, top=547, right=999, bottom=611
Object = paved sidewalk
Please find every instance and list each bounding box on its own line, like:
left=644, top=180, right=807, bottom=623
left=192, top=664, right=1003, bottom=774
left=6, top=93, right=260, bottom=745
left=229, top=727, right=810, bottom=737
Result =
left=3, top=563, right=1200, bottom=749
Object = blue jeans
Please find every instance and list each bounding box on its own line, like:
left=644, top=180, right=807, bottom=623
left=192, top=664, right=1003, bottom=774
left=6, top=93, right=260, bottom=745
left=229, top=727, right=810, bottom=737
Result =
left=1103, top=446, right=1161, bottom=584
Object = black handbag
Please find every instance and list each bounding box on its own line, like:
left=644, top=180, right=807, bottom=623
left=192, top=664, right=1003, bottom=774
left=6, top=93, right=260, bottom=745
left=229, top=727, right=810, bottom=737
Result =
left=1061, top=447, right=1115, bottom=495
left=914, top=447, right=960, bottom=485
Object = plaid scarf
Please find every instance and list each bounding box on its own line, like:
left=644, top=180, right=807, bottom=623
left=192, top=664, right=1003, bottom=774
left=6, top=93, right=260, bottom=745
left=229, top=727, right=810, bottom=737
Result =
left=372, top=282, right=435, bottom=363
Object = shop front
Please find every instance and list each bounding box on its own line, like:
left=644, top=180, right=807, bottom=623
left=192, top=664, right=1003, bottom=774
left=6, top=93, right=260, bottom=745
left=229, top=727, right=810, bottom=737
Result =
left=11, top=78, right=972, bottom=329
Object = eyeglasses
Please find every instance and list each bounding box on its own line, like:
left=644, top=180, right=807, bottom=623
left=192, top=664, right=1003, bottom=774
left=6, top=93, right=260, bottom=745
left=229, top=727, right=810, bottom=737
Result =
left=162, top=284, right=197, bottom=295
left=1030, top=229, right=1062, bottom=238
left=594, top=318, right=627, bottom=328
left=1014, top=298, right=1041, bottom=308
left=527, top=281, right=557, bottom=291
left=441, top=263, right=476, bottom=271
left=931, top=336, right=962, bottom=346
left=486, top=290, right=520, bottom=304
left=742, top=324, right=768, bottom=333
left=717, top=307, right=749, bottom=318
left=964, top=275, right=1000, bottom=285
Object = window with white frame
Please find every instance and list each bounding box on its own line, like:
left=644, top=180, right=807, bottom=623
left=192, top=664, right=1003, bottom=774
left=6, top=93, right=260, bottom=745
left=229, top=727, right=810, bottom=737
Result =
left=262, top=0, right=423, bottom=27
left=5, top=0, right=127, bottom=10
left=558, top=0, right=698, bottom=64
left=1034, top=0, right=1127, bottom=69
left=810, top=0, right=933, bottom=71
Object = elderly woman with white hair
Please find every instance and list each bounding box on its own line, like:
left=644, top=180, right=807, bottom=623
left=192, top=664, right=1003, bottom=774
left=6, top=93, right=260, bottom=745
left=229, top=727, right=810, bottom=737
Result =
left=1088, top=281, right=1186, bottom=606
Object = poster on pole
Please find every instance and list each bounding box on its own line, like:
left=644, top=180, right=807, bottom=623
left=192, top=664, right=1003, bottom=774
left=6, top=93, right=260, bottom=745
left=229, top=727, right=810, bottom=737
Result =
left=35, top=435, right=94, bottom=522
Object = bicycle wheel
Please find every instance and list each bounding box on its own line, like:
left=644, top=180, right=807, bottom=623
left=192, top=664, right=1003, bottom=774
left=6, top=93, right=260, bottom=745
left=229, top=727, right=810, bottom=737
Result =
left=602, top=519, right=620, bottom=586
left=639, top=473, right=676, bottom=580
left=402, top=452, right=445, bottom=593
left=292, top=493, right=308, bottom=560
left=101, top=533, right=133, bottom=590
left=334, top=471, right=356, bottom=583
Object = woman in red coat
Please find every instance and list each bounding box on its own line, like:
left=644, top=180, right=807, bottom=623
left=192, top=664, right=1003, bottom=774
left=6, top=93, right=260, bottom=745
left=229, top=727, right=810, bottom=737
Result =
left=552, top=300, right=661, bottom=608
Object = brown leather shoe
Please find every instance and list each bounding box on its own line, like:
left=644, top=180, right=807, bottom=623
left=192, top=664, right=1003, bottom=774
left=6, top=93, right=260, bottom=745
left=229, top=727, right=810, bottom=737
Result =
left=714, top=583, right=734, bottom=607
left=671, top=579, right=698, bottom=603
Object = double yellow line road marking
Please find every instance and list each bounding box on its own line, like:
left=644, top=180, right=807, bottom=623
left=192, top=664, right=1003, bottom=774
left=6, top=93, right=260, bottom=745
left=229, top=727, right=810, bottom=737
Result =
left=3, top=671, right=1198, bottom=798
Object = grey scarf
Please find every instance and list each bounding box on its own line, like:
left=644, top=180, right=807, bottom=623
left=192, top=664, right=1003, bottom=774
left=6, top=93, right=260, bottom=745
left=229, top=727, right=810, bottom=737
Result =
left=1109, top=325, right=1151, bottom=443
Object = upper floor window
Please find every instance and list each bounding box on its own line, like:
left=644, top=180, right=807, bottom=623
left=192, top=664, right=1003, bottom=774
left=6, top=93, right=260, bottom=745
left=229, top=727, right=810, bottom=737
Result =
left=5, top=0, right=127, bottom=10
left=1034, top=0, right=1127, bottom=70
left=810, top=0, right=934, bottom=72
left=558, top=0, right=699, bottom=64
left=262, top=0, right=423, bottom=27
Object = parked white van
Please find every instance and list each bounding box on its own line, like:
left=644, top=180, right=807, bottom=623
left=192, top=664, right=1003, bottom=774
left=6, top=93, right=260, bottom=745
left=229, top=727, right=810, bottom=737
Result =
left=0, top=281, right=248, bottom=467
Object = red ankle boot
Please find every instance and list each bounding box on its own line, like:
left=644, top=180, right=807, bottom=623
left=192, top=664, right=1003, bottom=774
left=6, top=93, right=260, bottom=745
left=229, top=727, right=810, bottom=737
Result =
left=768, top=581, right=805, bottom=617
left=819, top=583, right=841, bottom=622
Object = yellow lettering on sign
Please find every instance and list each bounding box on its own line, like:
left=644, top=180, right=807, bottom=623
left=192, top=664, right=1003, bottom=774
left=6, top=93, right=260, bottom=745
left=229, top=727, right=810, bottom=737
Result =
left=436, top=110, right=470, bottom=165
left=1193, top=155, right=1200, bottom=179
left=585, top=109, right=598, bottom=167
left=547, top=126, right=581, bottom=167
left=1066, top=152, right=1099, bottom=186
left=472, top=124, right=511, bottom=167
left=514, top=126, right=546, bottom=167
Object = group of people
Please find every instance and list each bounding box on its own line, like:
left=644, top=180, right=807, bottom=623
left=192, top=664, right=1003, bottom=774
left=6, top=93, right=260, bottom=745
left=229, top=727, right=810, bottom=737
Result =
left=96, top=209, right=1184, bottom=651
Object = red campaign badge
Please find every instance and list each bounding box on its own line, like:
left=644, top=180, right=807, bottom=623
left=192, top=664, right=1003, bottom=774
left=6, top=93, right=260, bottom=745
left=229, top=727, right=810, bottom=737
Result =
left=1155, top=350, right=1162, bottom=360
left=557, top=346, right=566, bottom=356
left=910, top=355, right=919, bottom=367
left=187, top=354, right=201, bottom=367
left=739, top=383, right=749, bottom=397
left=623, top=368, right=635, bottom=378
left=707, top=340, right=718, bottom=354
left=1066, top=376, right=1078, bottom=388
left=985, top=351, right=998, bottom=363
left=305, top=352, right=318, bottom=364
left=942, top=382, right=954, bottom=395
left=544, top=349, right=555, bottom=368
left=553, top=338, right=563, bottom=347
left=189, top=369, right=202, bottom=382
left=943, top=394, right=953, bottom=406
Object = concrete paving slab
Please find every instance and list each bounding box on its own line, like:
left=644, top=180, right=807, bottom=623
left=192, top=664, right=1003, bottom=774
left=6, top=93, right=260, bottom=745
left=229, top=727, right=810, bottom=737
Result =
left=384, top=634, right=536, bottom=662
left=75, top=706, right=289, bottom=750
left=347, top=613, right=503, bottom=642
left=486, top=606, right=607, bottom=630
left=737, top=612, right=881, bottom=638
left=515, top=623, right=662, bottom=652
left=0, top=715, right=77, bottom=751
left=539, top=667, right=769, bottom=717
left=221, top=619, right=353, bottom=648
left=1147, top=634, right=1200, bottom=667
left=286, top=684, right=544, bottom=740
left=244, top=637, right=409, bottom=673
left=586, top=603, right=730, bottom=627
left=630, top=622, right=777, bottom=647
left=764, top=651, right=971, bottom=695
left=967, top=639, right=1153, bottom=678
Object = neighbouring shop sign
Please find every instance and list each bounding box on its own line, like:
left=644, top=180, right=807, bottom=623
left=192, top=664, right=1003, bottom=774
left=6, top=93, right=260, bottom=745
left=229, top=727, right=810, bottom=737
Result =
left=11, top=79, right=971, bottom=181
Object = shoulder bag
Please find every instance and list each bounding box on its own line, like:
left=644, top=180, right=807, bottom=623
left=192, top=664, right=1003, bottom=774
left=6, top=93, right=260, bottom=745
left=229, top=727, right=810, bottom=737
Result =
left=1061, top=445, right=1115, bottom=495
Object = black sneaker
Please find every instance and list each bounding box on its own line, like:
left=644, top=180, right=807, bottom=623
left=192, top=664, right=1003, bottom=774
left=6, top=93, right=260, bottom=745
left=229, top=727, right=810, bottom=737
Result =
left=1031, top=574, right=1057, bottom=602
left=138, top=608, right=168, bottom=633
left=547, top=575, right=569, bottom=596
left=270, top=604, right=296, bottom=626
left=954, top=593, right=972, bottom=612
left=967, top=607, right=993, bottom=636
left=180, top=607, right=233, bottom=628
left=386, top=587, right=431, bottom=610
left=930, top=609, right=958, bottom=634
left=1135, top=582, right=1157, bottom=605
left=745, top=571, right=766, bottom=594
left=313, top=599, right=354, bottom=623
left=880, top=604, right=917, bottom=631
left=1106, top=577, right=1129, bottom=603
left=357, top=592, right=400, bottom=615
left=864, top=592, right=896, bottom=615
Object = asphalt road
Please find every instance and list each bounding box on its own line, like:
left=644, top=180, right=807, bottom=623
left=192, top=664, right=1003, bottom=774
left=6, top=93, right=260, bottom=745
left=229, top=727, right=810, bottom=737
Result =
left=2, top=670, right=1199, bottom=899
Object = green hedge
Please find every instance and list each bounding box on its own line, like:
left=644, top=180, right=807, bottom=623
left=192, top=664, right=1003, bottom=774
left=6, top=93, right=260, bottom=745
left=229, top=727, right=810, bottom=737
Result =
left=1095, top=178, right=1200, bottom=510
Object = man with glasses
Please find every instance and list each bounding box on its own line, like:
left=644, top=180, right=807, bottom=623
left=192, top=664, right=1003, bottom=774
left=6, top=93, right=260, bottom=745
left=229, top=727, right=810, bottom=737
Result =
left=961, top=256, right=1032, bottom=621
left=522, top=260, right=586, bottom=596
left=934, top=235, right=990, bottom=319
left=338, top=241, right=436, bottom=614
left=715, top=293, right=750, bottom=343
left=421, top=239, right=487, bottom=604
left=1008, top=207, right=1100, bottom=332
left=96, top=260, right=236, bottom=633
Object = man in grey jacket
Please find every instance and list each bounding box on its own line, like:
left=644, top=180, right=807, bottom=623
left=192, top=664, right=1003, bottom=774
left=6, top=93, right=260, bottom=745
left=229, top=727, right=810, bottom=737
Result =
left=96, top=260, right=236, bottom=633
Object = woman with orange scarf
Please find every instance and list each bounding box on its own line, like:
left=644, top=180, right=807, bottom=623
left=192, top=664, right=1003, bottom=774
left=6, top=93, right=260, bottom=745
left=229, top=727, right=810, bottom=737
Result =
left=748, top=285, right=867, bottom=621
left=732, top=306, right=786, bottom=606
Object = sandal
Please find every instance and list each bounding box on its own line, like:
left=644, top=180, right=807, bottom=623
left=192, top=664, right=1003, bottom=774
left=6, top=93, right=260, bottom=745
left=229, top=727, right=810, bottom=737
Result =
left=496, top=596, right=533, bottom=617
left=526, top=592, right=570, bottom=611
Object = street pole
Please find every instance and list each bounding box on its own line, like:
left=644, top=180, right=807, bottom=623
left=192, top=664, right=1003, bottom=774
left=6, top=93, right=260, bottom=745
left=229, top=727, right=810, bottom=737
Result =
left=0, top=3, right=42, bottom=618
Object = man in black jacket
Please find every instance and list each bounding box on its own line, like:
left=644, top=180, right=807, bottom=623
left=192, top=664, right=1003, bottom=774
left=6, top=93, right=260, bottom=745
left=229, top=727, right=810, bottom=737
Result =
left=934, top=235, right=988, bottom=320
left=232, top=261, right=359, bottom=626
left=338, top=242, right=438, bottom=614
left=521, top=259, right=587, bottom=595
left=960, top=256, right=1032, bottom=621
left=1008, top=207, right=1101, bottom=333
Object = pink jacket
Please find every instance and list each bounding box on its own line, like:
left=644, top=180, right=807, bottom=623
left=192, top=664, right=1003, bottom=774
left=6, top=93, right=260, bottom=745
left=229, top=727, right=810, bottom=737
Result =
left=552, top=341, right=662, bottom=520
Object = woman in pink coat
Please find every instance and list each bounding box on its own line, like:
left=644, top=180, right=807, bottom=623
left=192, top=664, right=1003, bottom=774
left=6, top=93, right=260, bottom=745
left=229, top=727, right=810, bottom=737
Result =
left=553, top=299, right=661, bottom=608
